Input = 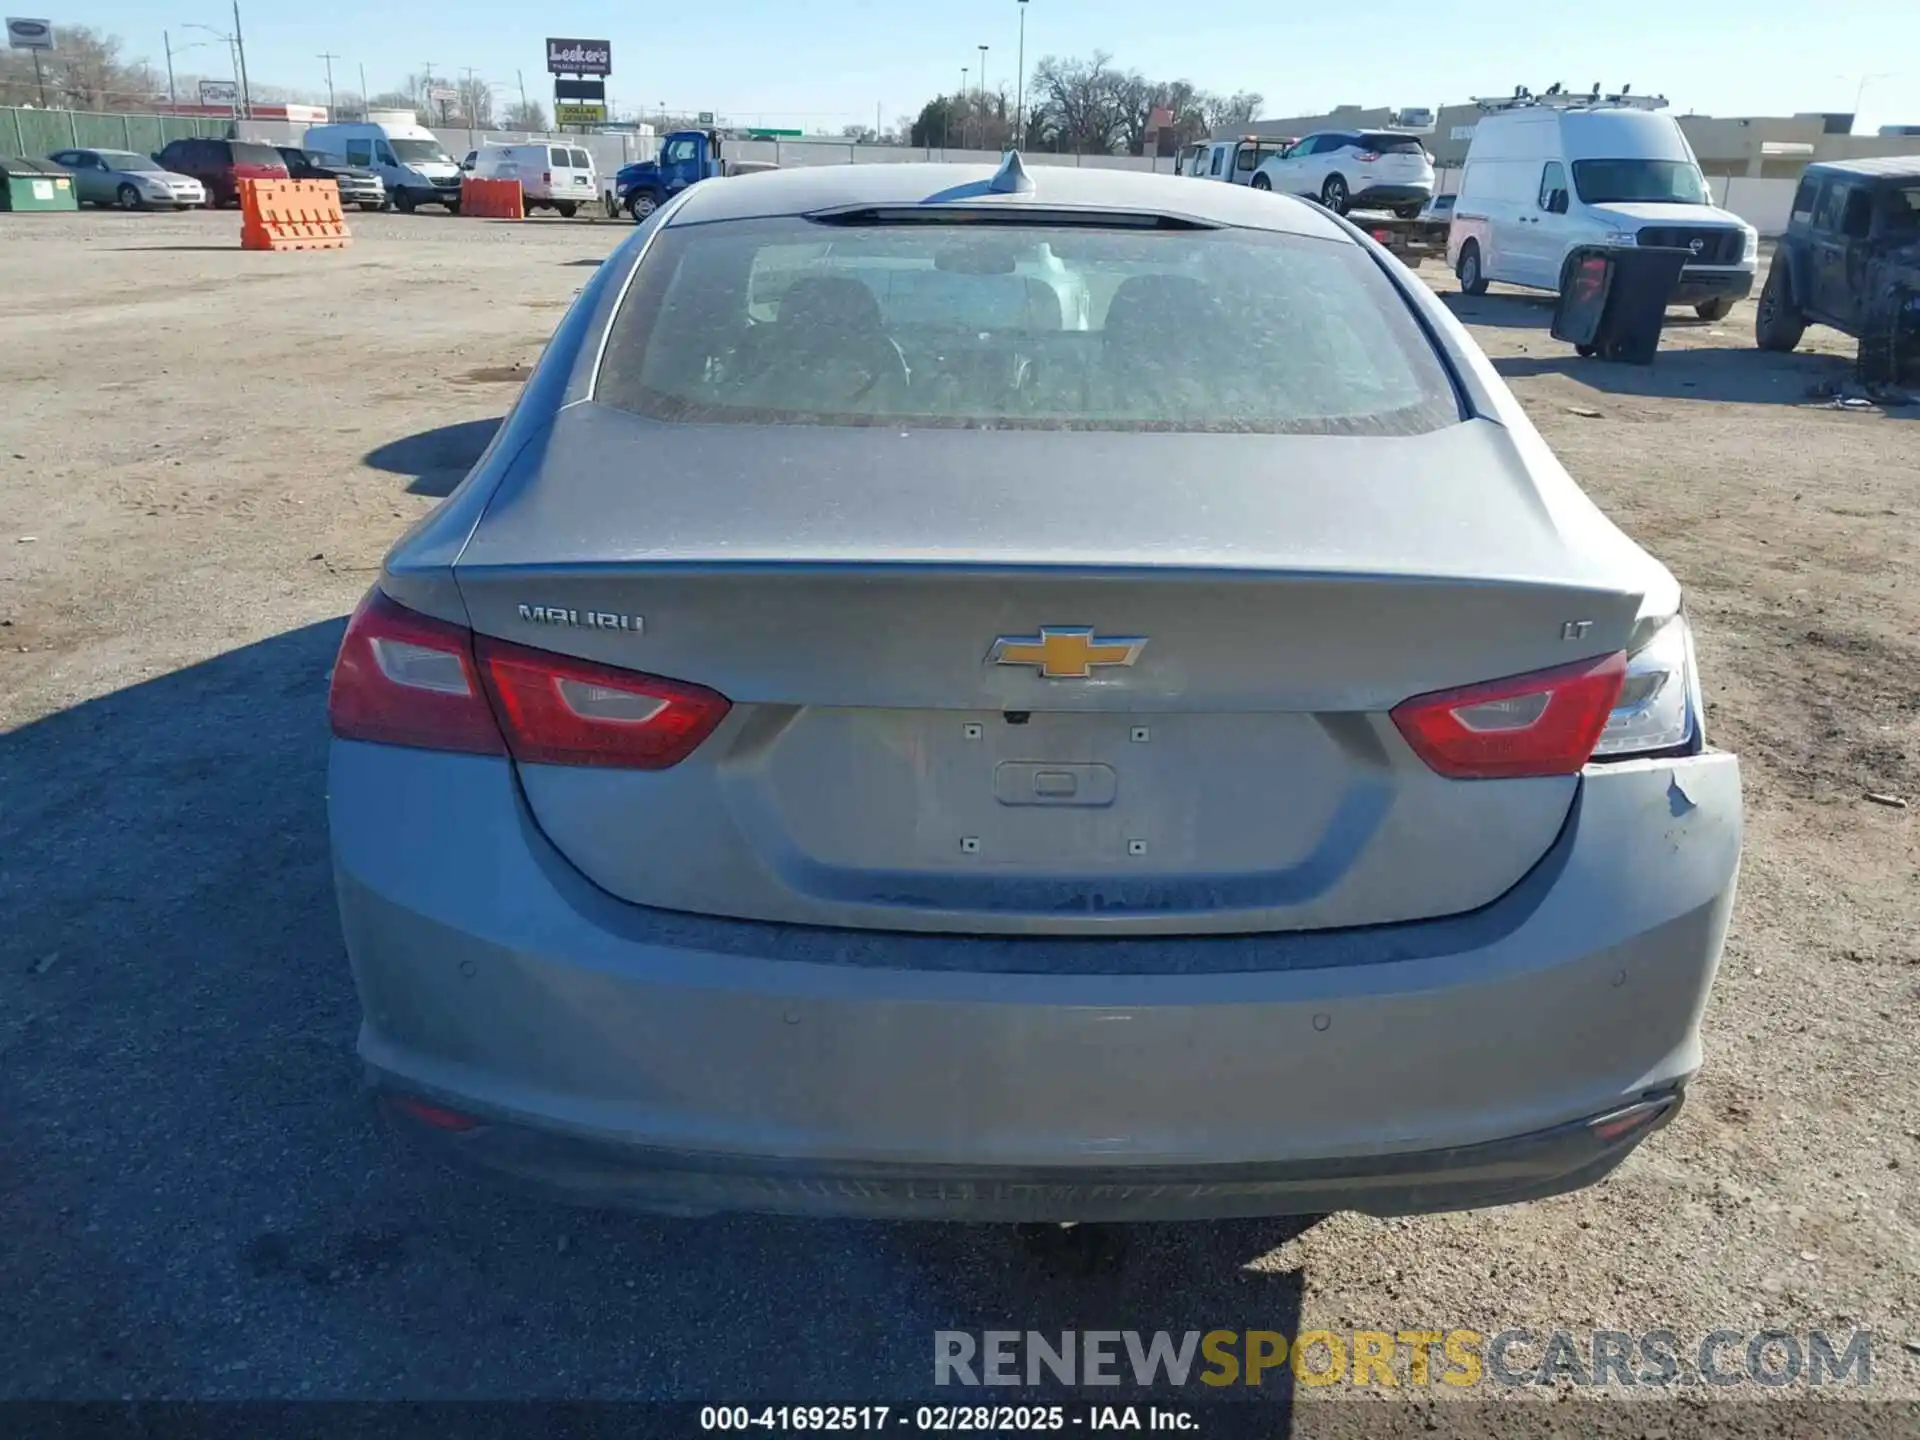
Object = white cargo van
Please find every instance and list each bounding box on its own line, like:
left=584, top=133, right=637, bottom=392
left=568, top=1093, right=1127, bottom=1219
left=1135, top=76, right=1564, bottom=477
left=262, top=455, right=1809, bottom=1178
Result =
left=469, top=142, right=596, bottom=216
left=304, top=114, right=463, bottom=213
left=1447, top=98, right=1758, bottom=319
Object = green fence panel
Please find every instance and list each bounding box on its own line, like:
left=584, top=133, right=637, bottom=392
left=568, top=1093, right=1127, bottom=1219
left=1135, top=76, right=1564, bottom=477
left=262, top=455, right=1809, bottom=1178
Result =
left=73, top=112, right=134, bottom=149
left=7, top=107, right=76, bottom=159
left=123, top=114, right=166, bottom=156
left=1, top=107, right=231, bottom=162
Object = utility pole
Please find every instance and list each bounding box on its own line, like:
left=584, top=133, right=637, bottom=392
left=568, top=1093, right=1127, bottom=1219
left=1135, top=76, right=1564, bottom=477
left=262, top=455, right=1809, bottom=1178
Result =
left=232, top=2, right=252, bottom=118
left=517, top=69, right=529, bottom=120
left=164, top=30, right=178, bottom=108
left=359, top=62, right=367, bottom=118
left=961, top=67, right=968, bottom=149
left=318, top=52, right=339, bottom=115
left=460, top=66, right=479, bottom=124
left=1016, top=0, right=1030, bottom=148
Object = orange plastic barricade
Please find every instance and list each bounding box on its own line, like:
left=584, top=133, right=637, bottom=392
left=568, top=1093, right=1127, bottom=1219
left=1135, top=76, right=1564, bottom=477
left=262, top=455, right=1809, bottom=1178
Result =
left=460, top=176, right=524, bottom=219
left=239, top=178, right=351, bottom=251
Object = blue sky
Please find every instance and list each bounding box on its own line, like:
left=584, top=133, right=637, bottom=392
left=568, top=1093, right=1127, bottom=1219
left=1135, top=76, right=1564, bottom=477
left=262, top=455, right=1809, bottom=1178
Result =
left=75, top=0, right=1920, bottom=134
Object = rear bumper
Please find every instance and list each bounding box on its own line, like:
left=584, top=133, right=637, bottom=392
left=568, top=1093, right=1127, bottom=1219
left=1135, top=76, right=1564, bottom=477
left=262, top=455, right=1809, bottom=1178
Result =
left=1351, top=183, right=1432, bottom=206
left=381, top=1089, right=1684, bottom=1221
left=331, top=744, right=1741, bottom=1221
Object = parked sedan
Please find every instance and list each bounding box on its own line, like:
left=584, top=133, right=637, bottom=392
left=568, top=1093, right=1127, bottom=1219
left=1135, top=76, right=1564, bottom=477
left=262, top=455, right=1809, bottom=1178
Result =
left=46, top=148, right=205, bottom=209
left=275, top=147, right=386, bottom=211
left=328, top=159, right=1740, bottom=1223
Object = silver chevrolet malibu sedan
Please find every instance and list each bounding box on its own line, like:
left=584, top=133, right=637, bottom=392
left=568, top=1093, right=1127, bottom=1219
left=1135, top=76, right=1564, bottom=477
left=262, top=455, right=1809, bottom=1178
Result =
left=327, top=157, right=1741, bottom=1222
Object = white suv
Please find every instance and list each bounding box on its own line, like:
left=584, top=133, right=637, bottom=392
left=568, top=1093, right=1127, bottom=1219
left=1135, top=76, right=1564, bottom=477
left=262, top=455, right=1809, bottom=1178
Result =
left=1252, top=130, right=1435, bottom=217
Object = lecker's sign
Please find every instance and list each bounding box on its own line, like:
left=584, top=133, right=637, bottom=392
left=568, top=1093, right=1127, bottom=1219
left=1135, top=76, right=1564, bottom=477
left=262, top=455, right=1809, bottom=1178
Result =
left=546, top=37, right=611, bottom=76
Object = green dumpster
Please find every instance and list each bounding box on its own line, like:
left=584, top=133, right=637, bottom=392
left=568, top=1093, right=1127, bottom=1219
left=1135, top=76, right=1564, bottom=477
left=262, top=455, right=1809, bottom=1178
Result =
left=0, top=157, right=79, bottom=212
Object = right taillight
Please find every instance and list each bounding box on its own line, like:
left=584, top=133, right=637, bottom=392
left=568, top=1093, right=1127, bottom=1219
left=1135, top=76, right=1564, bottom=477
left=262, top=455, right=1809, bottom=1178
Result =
left=1391, top=652, right=1628, bottom=779
left=328, top=588, right=730, bottom=769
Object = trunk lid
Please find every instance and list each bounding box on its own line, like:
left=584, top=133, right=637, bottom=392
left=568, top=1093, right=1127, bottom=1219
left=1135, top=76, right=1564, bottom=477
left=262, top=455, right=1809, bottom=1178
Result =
left=451, top=406, right=1656, bottom=936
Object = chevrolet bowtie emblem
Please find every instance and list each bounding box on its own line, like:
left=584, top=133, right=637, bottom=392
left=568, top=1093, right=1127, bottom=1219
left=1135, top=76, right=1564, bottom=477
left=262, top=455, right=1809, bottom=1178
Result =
left=988, top=627, right=1148, bottom=679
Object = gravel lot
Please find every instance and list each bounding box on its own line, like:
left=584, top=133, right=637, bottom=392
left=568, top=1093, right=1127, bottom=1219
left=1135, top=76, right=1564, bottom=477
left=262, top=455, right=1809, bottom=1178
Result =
left=1, top=207, right=1915, bottom=1424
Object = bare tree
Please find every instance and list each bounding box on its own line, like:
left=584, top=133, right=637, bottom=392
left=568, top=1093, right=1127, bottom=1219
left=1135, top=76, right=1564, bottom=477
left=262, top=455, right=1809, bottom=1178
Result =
left=1201, top=89, right=1265, bottom=136
left=908, top=88, right=1013, bottom=151
left=501, top=99, right=548, bottom=131
left=0, top=24, right=153, bottom=110
left=454, top=75, right=494, bottom=127
left=1026, top=51, right=1128, bottom=154
left=367, top=90, right=424, bottom=121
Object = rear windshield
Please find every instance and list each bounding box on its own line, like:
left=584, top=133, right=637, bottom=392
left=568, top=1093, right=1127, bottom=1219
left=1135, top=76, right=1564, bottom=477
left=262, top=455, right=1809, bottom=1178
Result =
left=1359, top=133, right=1426, bottom=155
left=1572, top=158, right=1708, bottom=205
left=231, top=142, right=283, bottom=168
left=595, top=217, right=1459, bottom=435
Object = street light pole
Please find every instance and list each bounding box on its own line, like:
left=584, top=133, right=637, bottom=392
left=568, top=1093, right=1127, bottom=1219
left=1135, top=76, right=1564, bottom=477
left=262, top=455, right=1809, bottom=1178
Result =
left=960, top=67, right=968, bottom=150
left=1016, top=0, right=1029, bottom=148
left=978, top=44, right=990, bottom=150
left=358, top=62, right=367, bottom=118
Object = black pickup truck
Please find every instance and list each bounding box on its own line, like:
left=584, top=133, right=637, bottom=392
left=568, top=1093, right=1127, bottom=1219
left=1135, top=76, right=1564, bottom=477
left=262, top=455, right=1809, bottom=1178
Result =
left=1756, top=156, right=1920, bottom=382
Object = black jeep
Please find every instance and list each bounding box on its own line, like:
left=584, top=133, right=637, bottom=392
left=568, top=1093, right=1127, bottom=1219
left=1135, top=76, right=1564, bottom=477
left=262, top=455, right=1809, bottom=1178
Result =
left=1756, top=157, right=1920, bottom=380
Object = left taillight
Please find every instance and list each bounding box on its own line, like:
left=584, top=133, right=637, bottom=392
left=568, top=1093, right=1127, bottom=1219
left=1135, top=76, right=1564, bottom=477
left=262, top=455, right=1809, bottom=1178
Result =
left=1390, top=652, right=1628, bottom=780
left=328, top=588, right=506, bottom=755
left=328, top=588, right=731, bottom=769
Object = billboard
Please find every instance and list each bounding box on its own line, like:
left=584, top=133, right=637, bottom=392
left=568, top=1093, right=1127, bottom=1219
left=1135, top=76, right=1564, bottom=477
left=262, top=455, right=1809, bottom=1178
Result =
left=555, top=103, right=608, bottom=126
left=198, top=79, right=238, bottom=105
left=546, top=37, right=611, bottom=76
left=5, top=16, right=54, bottom=49
left=553, top=77, right=605, bottom=102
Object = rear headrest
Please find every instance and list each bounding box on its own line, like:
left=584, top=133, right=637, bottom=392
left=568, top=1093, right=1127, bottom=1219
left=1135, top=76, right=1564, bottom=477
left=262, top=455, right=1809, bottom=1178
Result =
left=1103, top=275, right=1213, bottom=350
left=776, top=276, right=885, bottom=346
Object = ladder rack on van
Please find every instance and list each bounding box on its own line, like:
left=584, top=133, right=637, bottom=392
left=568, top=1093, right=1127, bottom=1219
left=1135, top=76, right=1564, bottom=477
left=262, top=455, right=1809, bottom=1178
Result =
left=1472, top=89, right=1668, bottom=114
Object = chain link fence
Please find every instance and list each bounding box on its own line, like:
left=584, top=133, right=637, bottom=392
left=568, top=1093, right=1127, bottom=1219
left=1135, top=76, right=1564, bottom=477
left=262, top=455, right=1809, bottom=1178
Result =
left=3, top=106, right=231, bottom=159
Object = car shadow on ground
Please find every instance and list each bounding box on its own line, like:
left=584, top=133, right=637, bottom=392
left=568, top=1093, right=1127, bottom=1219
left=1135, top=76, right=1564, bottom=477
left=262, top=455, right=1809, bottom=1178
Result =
left=1440, top=289, right=1727, bottom=334
left=1492, top=346, right=1917, bottom=411
left=363, top=417, right=501, bottom=497
left=0, top=622, right=1316, bottom=1403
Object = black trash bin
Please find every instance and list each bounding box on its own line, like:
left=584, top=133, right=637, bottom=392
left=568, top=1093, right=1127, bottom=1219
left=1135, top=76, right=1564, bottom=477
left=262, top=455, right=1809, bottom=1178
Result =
left=1551, top=245, right=1691, bottom=363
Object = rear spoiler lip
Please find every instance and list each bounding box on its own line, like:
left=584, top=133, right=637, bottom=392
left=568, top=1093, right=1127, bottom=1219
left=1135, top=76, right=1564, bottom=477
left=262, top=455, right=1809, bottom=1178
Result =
left=800, top=201, right=1226, bottom=231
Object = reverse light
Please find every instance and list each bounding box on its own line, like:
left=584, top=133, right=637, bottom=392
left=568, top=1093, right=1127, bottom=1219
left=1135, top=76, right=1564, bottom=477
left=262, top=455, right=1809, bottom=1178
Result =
left=1391, top=652, right=1627, bottom=779
left=1590, top=614, right=1698, bottom=757
left=328, top=588, right=730, bottom=769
